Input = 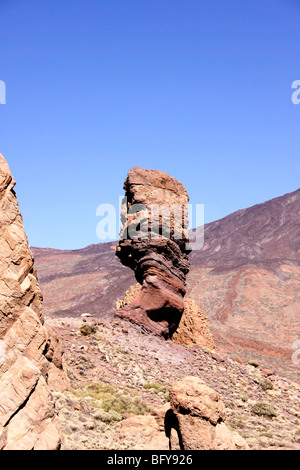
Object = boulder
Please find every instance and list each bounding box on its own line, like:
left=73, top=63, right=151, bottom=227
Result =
left=114, top=414, right=169, bottom=450
left=167, top=376, right=249, bottom=450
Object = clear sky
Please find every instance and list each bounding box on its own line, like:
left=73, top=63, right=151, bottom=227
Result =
left=0, top=0, right=299, bottom=249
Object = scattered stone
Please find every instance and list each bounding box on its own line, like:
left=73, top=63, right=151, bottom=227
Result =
left=211, top=353, right=226, bottom=363
left=74, top=403, right=83, bottom=412
left=260, top=368, right=274, bottom=377
left=233, top=356, right=244, bottom=365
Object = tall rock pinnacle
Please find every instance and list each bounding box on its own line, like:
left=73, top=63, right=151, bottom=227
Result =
left=115, top=167, right=190, bottom=338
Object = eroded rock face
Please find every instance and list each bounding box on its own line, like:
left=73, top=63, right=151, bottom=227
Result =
left=0, top=154, right=69, bottom=450
left=167, top=376, right=248, bottom=450
left=115, top=167, right=190, bottom=338
left=172, top=298, right=215, bottom=350
left=117, top=284, right=215, bottom=351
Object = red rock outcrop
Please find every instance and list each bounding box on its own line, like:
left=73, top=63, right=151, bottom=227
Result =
left=0, top=154, right=69, bottom=450
left=115, top=167, right=190, bottom=338
left=117, top=283, right=215, bottom=351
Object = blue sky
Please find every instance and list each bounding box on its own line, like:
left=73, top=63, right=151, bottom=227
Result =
left=0, top=0, right=299, bottom=249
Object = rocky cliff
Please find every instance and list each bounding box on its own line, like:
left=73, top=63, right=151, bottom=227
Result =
left=0, top=154, right=68, bottom=450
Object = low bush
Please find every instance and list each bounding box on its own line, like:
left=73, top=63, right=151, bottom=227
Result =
left=79, top=324, right=98, bottom=336
left=74, top=382, right=150, bottom=416
left=251, top=401, right=277, bottom=418
left=93, top=409, right=123, bottom=423
left=259, top=378, right=274, bottom=391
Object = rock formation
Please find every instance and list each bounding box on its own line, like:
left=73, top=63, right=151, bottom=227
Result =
left=117, top=283, right=215, bottom=351
left=171, top=298, right=215, bottom=350
left=114, top=375, right=248, bottom=450
left=115, top=167, right=190, bottom=338
left=113, top=410, right=170, bottom=450
left=0, top=154, right=69, bottom=450
left=166, top=376, right=248, bottom=450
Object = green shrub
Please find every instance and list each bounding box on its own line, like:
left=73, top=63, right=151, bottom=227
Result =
left=143, top=382, right=167, bottom=394
left=79, top=324, right=98, bottom=336
left=143, top=382, right=170, bottom=402
left=93, top=409, right=122, bottom=423
left=74, top=382, right=150, bottom=416
left=85, top=382, right=115, bottom=397
left=251, top=402, right=277, bottom=418
left=259, top=378, right=274, bottom=391
left=260, top=432, right=273, bottom=438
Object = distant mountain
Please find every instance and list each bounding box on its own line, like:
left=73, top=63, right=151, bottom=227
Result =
left=32, top=188, right=300, bottom=381
left=189, top=188, right=300, bottom=272
left=32, top=241, right=135, bottom=318
left=187, top=188, right=300, bottom=381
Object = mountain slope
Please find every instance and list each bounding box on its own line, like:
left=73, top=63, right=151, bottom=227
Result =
left=189, top=188, right=300, bottom=271
left=186, top=189, right=300, bottom=381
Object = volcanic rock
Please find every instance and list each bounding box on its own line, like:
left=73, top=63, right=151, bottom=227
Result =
left=0, top=154, right=69, bottom=450
left=115, top=167, right=190, bottom=338
left=117, top=283, right=215, bottom=350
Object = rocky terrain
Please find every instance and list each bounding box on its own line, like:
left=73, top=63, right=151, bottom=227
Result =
left=48, top=314, right=300, bottom=450
left=32, top=187, right=300, bottom=382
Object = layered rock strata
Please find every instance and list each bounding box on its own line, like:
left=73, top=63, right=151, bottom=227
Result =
left=0, top=154, right=68, bottom=450
left=115, top=167, right=190, bottom=338
left=117, top=283, right=215, bottom=351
